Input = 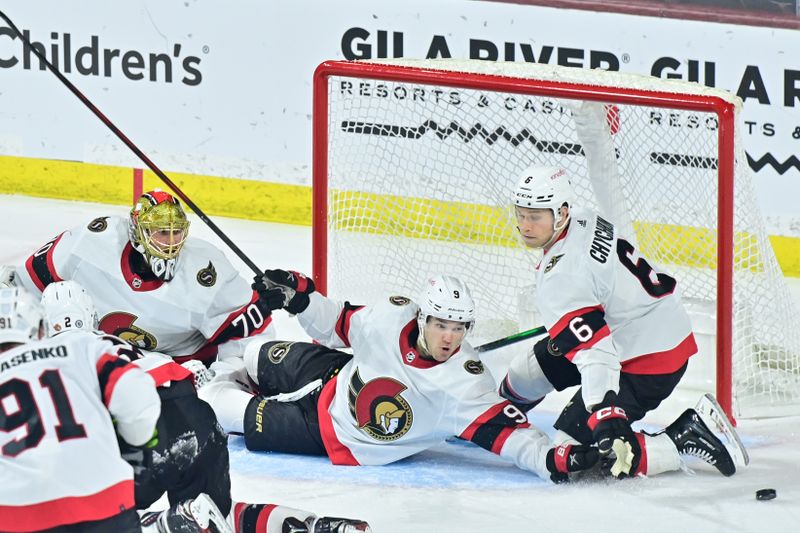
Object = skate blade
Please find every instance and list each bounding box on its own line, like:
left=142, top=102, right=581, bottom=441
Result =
left=694, top=393, right=750, bottom=467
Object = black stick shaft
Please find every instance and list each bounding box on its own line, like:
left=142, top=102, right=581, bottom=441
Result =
left=0, top=10, right=262, bottom=276
left=475, top=325, right=547, bottom=353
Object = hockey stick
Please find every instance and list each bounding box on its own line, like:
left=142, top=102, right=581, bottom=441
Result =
left=475, top=325, right=547, bottom=353
left=0, top=10, right=262, bottom=276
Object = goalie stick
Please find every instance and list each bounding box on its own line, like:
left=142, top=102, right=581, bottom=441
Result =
left=0, top=10, right=262, bottom=276
left=695, top=393, right=750, bottom=468
left=475, top=325, right=547, bottom=353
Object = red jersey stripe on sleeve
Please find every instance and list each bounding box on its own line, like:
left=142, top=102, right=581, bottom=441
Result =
left=549, top=305, right=604, bottom=337
left=24, top=233, right=66, bottom=292
left=334, top=303, right=364, bottom=348
left=96, top=354, right=135, bottom=406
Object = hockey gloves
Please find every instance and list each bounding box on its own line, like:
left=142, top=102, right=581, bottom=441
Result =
left=545, top=443, right=600, bottom=483
left=253, top=269, right=315, bottom=315
left=587, top=391, right=641, bottom=479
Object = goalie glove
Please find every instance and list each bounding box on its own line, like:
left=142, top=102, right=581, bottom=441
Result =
left=253, top=269, right=315, bottom=315
left=545, top=443, right=600, bottom=483
left=587, top=391, right=641, bottom=479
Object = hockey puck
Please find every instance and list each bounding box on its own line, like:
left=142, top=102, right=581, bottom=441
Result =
left=756, top=488, right=776, bottom=501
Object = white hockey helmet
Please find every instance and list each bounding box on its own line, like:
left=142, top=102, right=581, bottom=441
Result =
left=0, top=287, right=45, bottom=346
left=513, top=165, right=575, bottom=226
left=41, top=280, right=98, bottom=336
left=416, top=275, right=476, bottom=334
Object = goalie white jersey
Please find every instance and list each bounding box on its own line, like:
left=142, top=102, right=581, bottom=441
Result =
left=13, top=216, right=274, bottom=364
left=298, top=293, right=552, bottom=479
left=0, top=329, right=159, bottom=532
left=534, top=207, right=697, bottom=405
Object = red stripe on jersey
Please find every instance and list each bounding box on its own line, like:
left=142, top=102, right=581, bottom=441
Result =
left=564, top=324, right=611, bottom=361
left=96, top=354, right=135, bottom=406
left=334, top=304, right=364, bottom=348
left=0, top=479, right=134, bottom=532
left=635, top=432, right=648, bottom=476
left=25, top=232, right=65, bottom=291
left=207, top=291, right=273, bottom=345
left=490, top=426, right=519, bottom=454
left=146, top=361, right=193, bottom=386
left=174, top=344, right=219, bottom=366
left=459, top=402, right=507, bottom=442
left=397, top=320, right=440, bottom=369
left=621, top=333, right=697, bottom=375
left=549, top=305, right=604, bottom=337
left=256, top=504, right=277, bottom=532
left=316, top=376, right=359, bottom=466
left=120, top=243, right=164, bottom=292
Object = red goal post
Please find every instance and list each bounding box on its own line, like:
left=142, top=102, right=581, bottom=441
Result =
left=311, top=59, right=800, bottom=421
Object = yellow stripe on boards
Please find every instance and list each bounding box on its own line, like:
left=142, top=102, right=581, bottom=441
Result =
left=1, top=155, right=799, bottom=277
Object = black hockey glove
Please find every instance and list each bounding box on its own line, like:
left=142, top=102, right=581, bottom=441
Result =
left=117, top=428, right=159, bottom=476
left=545, top=443, right=600, bottom=483
left=587, top=391, right=641, bottom=479
left=253, top=269, right=315, bottom=314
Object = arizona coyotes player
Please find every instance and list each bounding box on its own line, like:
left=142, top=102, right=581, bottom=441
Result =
left=0, top=287, right=160, bottom=533
left=40, top=280, right=370, bottom=533
left=501, top=165, right=740, bottom=479
left=6, top=189, right=280, bottom=365
left=201, top=272, right=599, bottom=483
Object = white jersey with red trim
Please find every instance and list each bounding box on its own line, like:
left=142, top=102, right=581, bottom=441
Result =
left=13, top=216, right=274, bottom=364
left=0, top=330, right=160, bottom=532
left=534, top=207, right=697, bottom=408
left=298, top=292, right=552, bottom=479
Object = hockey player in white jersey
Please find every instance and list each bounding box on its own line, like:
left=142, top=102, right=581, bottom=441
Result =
left=500, top=164, right=739, bottom=479
left=40, top=280, right=370, bottom=533
left=5, top=189, right=282, bottom=365
left=201, top=272, right=599, bottom=483
left=0, top=286, right=160, bottom=532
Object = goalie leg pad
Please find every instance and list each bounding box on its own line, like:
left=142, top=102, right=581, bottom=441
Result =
left=243, top=394, right=327, bottom=455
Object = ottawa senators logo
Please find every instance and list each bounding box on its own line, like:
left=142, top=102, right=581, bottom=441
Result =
left=98, top=312, right=158, bottom=350
left=463, top=360, right=484, bottom=375
left=544, top=254, right=564, bottom=274
left=197, top=261, right=217, bottom=287
left=266, top=341, right=294, bottom=364
left=87, top=217, right=109, bottom=233
left=348, top=369, right=412, bottom=441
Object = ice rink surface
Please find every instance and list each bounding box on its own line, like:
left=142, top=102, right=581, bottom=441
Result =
left=1, top=194, right=798, bottom=533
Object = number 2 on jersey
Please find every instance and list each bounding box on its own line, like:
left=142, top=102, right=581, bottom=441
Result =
left=0, top=370, right=87, bottom=457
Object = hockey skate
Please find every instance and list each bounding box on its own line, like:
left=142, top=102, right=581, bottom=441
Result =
left=143, top=492, right=233, bottom=533
left=283, top=516, right=372, bottom=533
left=663, top=408, right=736, bottom=477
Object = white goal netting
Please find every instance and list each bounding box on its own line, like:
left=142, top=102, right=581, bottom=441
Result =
left=315, top=59, right=800, bottom=418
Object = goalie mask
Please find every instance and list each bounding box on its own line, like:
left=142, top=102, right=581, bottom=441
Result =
left=0, top=287, right=44, bottom=346
left=129, top=190, right=190, bottom=281
left=417, top=275, right=475, bottom=356
left=41, top=280, right=98, bottom=336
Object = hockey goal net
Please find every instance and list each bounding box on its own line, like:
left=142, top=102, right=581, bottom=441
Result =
left=312, top=58, right=800, bottom=420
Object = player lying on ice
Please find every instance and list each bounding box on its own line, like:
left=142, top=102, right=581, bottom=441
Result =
left=199, top=273, right=600, bottom=483
left=0, top=189, right=278, bottom=366
left=498, top=162, right=747, bottom=480
left=39, top=280, right=371, bottom=533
